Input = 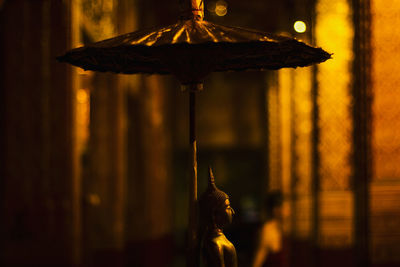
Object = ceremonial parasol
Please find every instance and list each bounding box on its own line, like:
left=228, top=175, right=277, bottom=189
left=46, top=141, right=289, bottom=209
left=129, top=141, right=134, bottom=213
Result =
left=57, top=0, right=330, bottom=266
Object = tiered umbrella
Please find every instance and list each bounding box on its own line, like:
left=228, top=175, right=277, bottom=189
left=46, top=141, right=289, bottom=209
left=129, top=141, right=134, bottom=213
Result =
left=58, top=1, right=330, bottom=266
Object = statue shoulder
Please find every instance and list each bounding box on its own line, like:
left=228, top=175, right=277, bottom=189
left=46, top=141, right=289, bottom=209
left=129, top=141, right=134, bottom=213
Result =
left=205, top=236, right=224, bottom=251
left=204, top=239, right=225, bottom=267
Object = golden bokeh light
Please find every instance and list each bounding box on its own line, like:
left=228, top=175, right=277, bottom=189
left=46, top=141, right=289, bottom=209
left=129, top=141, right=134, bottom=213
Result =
left=294, top=21, right=307, bottom=33
left=77, top=88, right=89, bottom=104
left=215, top=0, right=228, bottom=17
left=76, top=88, right=90, bottom=143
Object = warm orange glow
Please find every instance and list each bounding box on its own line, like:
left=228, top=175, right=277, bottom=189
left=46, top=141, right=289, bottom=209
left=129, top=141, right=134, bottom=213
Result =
left=267, top=73, right=281, bottom=192
left=316, top=0, right=353, bottom=191
left=71, top=1, right=82, bottom=263
left=88, top=193, right=101, bottom=206
left=77, top=88, right=89, bottom=104
left=316, top=0, right=354, bottom=247
left=276, top=66, right=313, bottom=238
left=81, top=0, right=116, bottom=41
left=278, top=69, right=292, bottom=234
left=76, top=87, right=90, bottom=150
left=293, top=68, right=312, bottom=239
left=372, top=0, right=400, bottom=181
left=371, top=0, right=400, bottom=263
left=319, top=192, right=354, bottom=247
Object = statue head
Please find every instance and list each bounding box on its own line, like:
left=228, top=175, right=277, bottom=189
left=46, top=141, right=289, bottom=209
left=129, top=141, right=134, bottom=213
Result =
left=199, top=167, right=234, bottom=229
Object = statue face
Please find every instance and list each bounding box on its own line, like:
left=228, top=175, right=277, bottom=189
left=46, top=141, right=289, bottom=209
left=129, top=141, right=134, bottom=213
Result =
left=215, top=198, right=235, bottom=227
left=224, top=198, right=235, bottom=224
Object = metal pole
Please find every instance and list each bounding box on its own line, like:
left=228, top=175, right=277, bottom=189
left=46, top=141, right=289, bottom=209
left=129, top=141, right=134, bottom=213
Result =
left=184, top=82, right=203, bottom=267
left=187, top=90, right=198, bottom=267
left=179, top=2, right=204, bottom=266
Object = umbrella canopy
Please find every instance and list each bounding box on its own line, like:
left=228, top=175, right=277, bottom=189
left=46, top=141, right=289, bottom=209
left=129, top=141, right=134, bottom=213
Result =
left=57, top=11, right=330, bottom=85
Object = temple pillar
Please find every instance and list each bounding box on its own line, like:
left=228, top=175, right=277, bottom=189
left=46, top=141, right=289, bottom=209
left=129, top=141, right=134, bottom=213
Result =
left=0, top=0, right=79, bottom=265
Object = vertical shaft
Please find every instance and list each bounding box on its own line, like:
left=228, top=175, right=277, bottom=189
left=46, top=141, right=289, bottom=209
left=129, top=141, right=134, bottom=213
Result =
left=187, top=91, right=198, bottom=267
left=179, top=0, right=204, bottom=20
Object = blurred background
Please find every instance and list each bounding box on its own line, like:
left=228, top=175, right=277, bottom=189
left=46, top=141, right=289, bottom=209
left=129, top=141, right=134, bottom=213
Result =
left=1, top=0, right=399, bottom=266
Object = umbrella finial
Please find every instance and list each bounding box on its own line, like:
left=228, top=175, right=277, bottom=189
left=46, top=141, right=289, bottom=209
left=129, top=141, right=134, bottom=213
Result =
left=180, top=0, right=204, bottom=21
left=208, top=166, right=216, bottom=188
left=192, top=0, right=204, bottom=20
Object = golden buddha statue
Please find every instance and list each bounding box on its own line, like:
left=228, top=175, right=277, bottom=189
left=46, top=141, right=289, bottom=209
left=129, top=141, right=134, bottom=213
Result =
left=199, top=167, right=238, bottom=267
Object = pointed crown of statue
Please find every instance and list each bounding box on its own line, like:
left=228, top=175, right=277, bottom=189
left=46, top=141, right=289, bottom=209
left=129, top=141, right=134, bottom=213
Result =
left=199, top=167, right=229, bottom=222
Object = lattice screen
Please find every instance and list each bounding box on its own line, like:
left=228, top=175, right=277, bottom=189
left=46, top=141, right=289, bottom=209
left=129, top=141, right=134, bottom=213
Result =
left=292, top=67, right=313, bottom=240
left=371, top=0, right=400, bottom=263
left=315, top=0, right=354, bottom=248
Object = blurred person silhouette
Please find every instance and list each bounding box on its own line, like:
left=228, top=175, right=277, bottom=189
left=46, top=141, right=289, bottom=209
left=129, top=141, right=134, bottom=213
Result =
left=252, top=191, right=283, bottom=267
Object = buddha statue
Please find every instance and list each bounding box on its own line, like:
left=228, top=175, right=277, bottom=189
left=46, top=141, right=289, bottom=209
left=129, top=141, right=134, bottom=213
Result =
left=199, top=167, right=238, bottom=267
